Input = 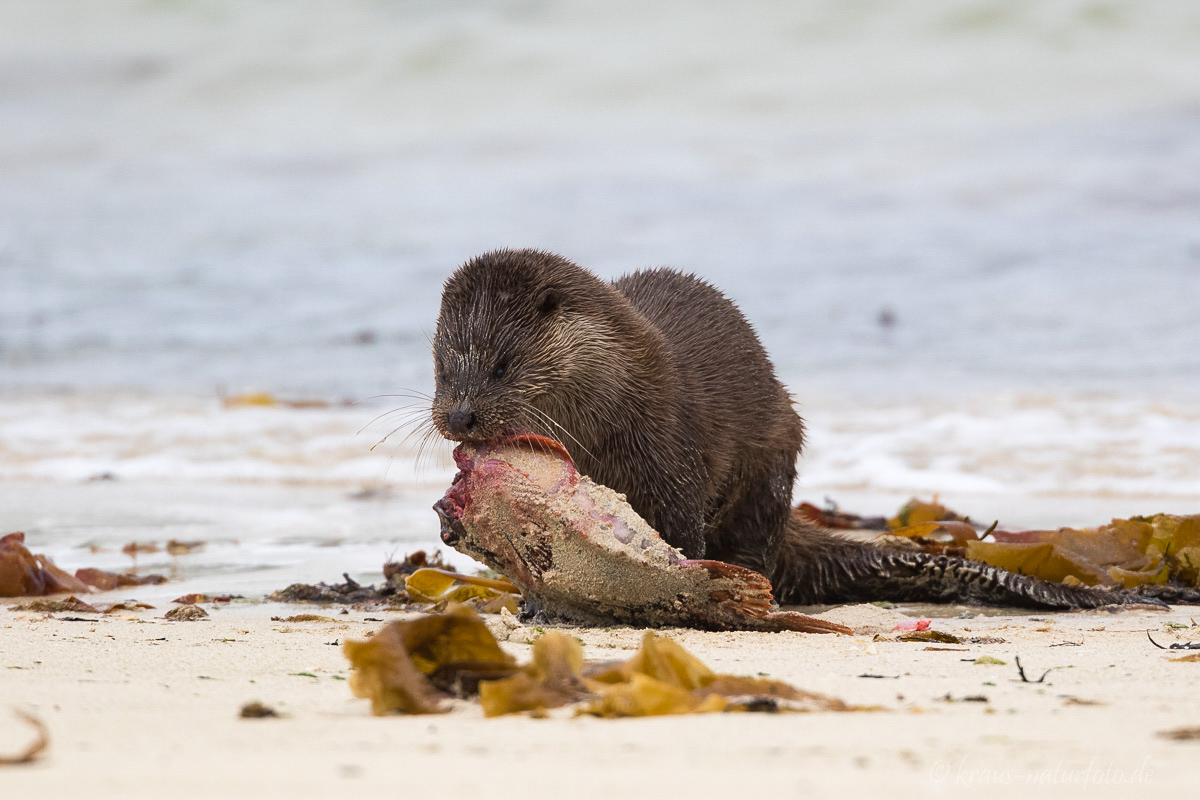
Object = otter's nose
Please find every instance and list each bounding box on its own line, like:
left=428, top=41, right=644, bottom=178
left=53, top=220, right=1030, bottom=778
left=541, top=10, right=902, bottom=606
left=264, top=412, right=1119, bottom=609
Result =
left=447, top=409, right=477, bottom=438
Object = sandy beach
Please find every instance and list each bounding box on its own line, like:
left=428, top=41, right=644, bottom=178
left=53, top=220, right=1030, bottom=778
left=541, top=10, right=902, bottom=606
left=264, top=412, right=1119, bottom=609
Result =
left=3, top=594, right=1199, bottom=798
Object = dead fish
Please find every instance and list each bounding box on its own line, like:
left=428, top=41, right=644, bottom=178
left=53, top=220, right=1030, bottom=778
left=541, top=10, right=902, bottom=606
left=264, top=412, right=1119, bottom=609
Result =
left=434, top=435, right=850, bottom=634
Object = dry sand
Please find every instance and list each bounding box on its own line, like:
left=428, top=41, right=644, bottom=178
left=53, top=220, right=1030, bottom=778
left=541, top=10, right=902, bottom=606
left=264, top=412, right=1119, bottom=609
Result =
left=3, top=594, right=1199, bottom=799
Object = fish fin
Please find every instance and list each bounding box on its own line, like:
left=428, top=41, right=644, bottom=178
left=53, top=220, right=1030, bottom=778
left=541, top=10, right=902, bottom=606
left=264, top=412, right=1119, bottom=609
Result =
left=685, top=559, right=777, bottom=618
left=498, top=434, right=574, bottom=465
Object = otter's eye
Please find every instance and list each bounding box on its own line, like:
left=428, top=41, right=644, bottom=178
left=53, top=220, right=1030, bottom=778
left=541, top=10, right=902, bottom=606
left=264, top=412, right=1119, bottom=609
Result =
left=493, top=362, right=507, bottom=380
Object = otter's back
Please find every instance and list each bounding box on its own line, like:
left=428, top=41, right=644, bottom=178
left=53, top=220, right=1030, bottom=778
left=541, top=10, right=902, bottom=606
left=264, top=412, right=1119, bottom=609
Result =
left=612, top=269, right=802, bottom=458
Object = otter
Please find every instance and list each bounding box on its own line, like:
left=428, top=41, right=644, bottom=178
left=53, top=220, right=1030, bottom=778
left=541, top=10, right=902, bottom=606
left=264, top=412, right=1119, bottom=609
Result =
left=430, top=248, right=1192, bottom=610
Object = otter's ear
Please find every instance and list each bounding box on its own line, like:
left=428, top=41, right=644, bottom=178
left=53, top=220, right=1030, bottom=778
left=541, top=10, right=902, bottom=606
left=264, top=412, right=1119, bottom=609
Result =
left=535, top=287, right=563, bottom=314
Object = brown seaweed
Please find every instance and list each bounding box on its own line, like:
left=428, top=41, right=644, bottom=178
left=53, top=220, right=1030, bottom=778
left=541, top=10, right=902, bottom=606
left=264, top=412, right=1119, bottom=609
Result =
left=870, top=498, right=1200, bottom=593
left=479, top=633, right=589, bottom=717
left=0, top=532, right=91, bottom=597
left=11, top=596, right=99, bottom=613
left=1158, top=726, right=1200, bottom=740
left=76, top=568, right=167, bottom=591
left=344, top=606, right=867, bottom=719
left=382, top=550, right=455, bottom=581
left=166, top=540, right=206, bottom=555
left=268, top=573, right=401, bottom=605
left=344, top=604, right=517, bottom=715
left=404, top=567, right=520, bottom=612
left=239, top=702, right=280, bottom=719
left=165, top=604, right=209, bottom=621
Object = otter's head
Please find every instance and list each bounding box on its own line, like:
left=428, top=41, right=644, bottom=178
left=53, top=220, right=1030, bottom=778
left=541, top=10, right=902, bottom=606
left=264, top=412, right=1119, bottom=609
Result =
left=431, top=248, right=610, bottom=444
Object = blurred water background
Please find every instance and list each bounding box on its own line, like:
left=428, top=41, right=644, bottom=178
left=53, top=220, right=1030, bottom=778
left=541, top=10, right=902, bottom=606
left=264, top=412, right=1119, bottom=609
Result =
left=2, top=0, right=1199, bottom=593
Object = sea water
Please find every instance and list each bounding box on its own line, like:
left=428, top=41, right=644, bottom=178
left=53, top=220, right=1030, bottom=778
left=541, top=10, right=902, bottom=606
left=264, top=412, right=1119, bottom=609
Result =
left=2, top=0, right=1199, bottom=593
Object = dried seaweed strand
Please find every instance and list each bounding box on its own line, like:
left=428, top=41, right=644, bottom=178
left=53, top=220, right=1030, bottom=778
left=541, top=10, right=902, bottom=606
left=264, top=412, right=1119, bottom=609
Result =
left=0, top=711, right=48, bottom=766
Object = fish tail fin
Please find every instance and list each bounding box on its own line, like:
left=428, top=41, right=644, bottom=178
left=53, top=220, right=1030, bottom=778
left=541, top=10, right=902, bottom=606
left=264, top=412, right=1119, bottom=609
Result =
left=687, top=559, right=775, bottom=617
left=684, top=559, right=852, bottom=634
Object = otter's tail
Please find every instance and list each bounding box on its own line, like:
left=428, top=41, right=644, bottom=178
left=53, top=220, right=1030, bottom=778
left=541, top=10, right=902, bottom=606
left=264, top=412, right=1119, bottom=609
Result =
left=769, top=518, right=1200, bottom=609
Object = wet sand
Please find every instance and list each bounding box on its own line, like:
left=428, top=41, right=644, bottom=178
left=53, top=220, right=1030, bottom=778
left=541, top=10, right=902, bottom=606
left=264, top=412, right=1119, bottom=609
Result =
left=3, top=595, right=1198, bottom=799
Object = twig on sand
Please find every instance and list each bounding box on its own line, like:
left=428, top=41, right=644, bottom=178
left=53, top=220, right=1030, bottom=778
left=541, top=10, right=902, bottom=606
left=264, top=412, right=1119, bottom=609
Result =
left=1014, top=656, right=1053, bottom=684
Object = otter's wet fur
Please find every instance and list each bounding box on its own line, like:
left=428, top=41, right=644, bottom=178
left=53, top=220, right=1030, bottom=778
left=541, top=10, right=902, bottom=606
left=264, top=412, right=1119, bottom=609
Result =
left=431, top=249, right=1192, bottom=610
